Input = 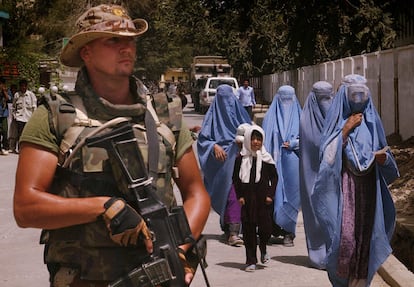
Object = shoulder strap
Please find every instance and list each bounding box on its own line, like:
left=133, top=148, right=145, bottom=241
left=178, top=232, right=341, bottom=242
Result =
left=40, top=92, right=105, bottom=165
left=145, top=100, right=160, bottom=182
left=39, top=92, right=77, bottom=142
left=58, top=95, right=106, bottom=164
left=146, top=94, right=179, bottom=179
left=147, top=94, right=177, bottom=151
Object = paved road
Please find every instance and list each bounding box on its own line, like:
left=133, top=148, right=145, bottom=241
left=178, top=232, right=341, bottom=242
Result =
left=0, top=99, right=391, bottom=286
left=190, top=202, right=390, bottom=287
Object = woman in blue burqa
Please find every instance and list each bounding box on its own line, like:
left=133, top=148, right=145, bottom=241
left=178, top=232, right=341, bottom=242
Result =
left=299, top=81, right=335, bottom=268
left=197, top=84, right=251, bottom=245
left=312, top=74, right=399, bottom=287
left=262, top=85, right=302, bottom=246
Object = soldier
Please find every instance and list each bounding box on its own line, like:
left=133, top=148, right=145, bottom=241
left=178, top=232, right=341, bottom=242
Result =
left=13, top=4, right=210, bottom=287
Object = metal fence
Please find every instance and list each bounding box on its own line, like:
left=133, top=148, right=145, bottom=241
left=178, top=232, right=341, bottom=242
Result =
left=251, top=44, right=414, bottom=141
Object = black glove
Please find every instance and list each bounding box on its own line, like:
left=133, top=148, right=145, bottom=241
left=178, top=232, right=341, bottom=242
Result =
left=178, top=248, right=196, bottom=278
left=103, top=197, right=152, bottom=246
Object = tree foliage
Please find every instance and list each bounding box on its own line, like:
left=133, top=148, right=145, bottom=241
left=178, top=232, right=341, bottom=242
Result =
left=147, top=0, right=398, bottom=77
left=0, top=0, right=401, bottom=83
left=286, top=0, right=396, bottom=67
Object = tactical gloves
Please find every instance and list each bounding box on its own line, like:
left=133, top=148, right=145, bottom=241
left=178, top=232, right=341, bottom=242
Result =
left=103, top=197, right=152, bottom=246
left=178, top=248, right=196, bottom=280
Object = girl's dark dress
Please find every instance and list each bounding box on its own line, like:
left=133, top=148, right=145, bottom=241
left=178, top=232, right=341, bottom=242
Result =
left=233, top=155, right=278, bottom=265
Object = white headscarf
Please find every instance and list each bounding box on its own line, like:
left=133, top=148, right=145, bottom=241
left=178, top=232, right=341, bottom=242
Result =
left=239, top=124, right=275, bottom=183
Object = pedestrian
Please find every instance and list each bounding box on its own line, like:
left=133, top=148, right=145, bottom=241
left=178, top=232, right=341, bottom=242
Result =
left=7, top=83, right=17, bottom=153
left=233, top=124, right=278, bottom=272
left=0, top=77, right=10, bottom=155
left=12, top=78, right=37, bottom=153
left=236, top=79, right=256, bottom=119
left=177, top=80, right=188, bottom=109
left=197, top=84, right=252, bottom=246
left=13, top=4, right=210, bottom=287
left=299, top=81, right=335, bottom=269
left=312, top=74, right=399, bottom=287
left=262, top=85, right=302, bottom=247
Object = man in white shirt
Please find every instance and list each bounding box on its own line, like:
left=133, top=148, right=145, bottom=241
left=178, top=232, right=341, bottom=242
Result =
left=236, top=79, right=256, bottom=119
left=12, top=79, right=37, bottom=152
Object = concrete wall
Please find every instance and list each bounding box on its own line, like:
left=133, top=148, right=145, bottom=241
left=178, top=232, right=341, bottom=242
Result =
left=258, top=45, right=414, bottom=140
left=379, top=49, right=396, bottom=136
left=397, top=45, right=414, bottom=141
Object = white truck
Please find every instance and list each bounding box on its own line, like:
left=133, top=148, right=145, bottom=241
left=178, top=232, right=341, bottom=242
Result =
left=198, top=76, right=239, bottom=114
left=190, top=56, right=233, bottom=112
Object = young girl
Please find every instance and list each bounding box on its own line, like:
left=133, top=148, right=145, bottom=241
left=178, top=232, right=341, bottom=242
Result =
left=233, top=124, right=278, bottom=272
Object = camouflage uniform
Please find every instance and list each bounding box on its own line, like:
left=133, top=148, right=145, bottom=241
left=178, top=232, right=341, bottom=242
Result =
left=31, top=68, right=189, bottom=281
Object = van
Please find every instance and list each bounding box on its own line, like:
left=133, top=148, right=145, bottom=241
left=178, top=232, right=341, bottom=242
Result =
left=199, top=77, right=239, bottom=114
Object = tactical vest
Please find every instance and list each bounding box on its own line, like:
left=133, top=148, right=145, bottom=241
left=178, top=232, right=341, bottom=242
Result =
left=40, top=90, right=185, bottom=281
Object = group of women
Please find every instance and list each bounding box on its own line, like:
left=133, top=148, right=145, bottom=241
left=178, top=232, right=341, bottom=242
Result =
left=196, top=74, right=399, bottom=287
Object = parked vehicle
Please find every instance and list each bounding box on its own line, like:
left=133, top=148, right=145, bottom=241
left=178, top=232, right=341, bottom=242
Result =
left=190, top=56, right=232, bottom=80
left=189, top=56, right=232, bottom=112
left=199, top=77, right=239, bottom=114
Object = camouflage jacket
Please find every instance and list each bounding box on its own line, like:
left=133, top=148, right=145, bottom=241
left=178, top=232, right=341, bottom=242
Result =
left=42, top=68, right=184, bottom=281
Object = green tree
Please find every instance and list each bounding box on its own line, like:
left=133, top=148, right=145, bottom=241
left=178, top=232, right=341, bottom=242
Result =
left=0, top=0, right=401, bottom=83
left=287, top=0, right=396, bottom=66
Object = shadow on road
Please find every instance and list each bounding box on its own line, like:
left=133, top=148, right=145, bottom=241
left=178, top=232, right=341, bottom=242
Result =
left=203, top=233, right=247, bottom=247
left=203, top=233, right=222, bottom=241
left=272, top=255, right=311, bottom=268
left=216, top=261, right=269, bottom=271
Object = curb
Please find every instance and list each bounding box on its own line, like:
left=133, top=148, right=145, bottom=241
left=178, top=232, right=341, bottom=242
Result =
left=378, top=255, right=414, bottom=287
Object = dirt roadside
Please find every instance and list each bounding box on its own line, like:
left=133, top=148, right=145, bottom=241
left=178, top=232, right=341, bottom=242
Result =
left=389, top=136, right=414, bottom=272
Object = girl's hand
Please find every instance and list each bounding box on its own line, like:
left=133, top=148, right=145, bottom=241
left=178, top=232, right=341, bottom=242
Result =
left=265, top=197, right=273, bottom=205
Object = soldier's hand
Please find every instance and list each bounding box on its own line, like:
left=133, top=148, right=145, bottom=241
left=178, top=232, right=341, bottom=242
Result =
left=103, top=197, right=153, bottom=253
left=178, top=248, right=195, bottom=286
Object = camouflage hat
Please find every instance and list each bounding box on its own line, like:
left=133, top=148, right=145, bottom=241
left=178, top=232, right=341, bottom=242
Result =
left=60, top=4, right=148, bottom=67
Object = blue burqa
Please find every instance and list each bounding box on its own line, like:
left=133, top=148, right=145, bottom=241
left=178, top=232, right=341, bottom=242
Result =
left=197, top=84, right=251, bottom=224
left=299, top=81, right=334, bottom=269
left=262, top=85, right=302, bottom=235
left=312, top=75, right=399, bottom=287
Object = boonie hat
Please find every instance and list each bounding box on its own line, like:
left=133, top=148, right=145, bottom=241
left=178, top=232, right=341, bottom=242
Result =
left=60, top=4, right=148, bottom=67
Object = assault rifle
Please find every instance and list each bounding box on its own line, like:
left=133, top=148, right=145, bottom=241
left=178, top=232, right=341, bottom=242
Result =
left=86, top=123, right=208, bottom=287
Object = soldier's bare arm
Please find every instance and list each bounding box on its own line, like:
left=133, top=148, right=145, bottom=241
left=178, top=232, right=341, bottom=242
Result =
left=174, top=147, right=210, bottom=285
left=174, top=147, right=210, bottom=247
left=13, top=142, right=109, bottom=229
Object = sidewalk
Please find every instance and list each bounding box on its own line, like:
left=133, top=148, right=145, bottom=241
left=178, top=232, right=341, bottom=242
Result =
left=191, top=209, right=333, bottom=287
left=191, top=209, right=397, bottom=287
